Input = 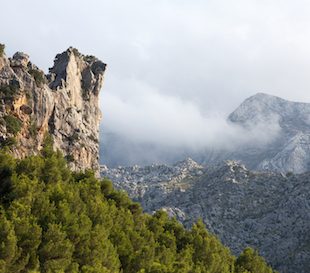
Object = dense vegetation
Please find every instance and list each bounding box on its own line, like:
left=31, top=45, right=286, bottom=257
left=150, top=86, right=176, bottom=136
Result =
left=0, top=140, right=276, bottom=273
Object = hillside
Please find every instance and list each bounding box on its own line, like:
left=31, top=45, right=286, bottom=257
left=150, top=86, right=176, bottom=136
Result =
left=101, top=158, right=310, bottom=273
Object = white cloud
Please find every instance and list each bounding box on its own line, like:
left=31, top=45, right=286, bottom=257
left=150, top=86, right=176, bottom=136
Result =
left=1, top=0, right=308, bottom=164
left=101, top=78, right=280, bottom=152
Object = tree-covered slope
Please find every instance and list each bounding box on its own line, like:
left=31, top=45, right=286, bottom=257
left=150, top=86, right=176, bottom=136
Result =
left=0, top=142, right=275, bottom=273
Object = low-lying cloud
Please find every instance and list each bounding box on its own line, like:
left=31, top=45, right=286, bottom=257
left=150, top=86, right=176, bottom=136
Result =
left=100, top=78, right=281, bottom=166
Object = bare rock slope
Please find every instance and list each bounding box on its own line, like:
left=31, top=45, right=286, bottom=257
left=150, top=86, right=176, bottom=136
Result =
left=101, top=159, right=310, bottom=273
left=0, top=46, right=106, bottom=172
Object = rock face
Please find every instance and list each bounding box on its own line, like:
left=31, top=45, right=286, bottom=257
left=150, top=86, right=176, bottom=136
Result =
left=204, top=93, right=310, bottom=173
left=0, top=47, right=106, bottom=173
left=101, top=159, right=310, bottom=273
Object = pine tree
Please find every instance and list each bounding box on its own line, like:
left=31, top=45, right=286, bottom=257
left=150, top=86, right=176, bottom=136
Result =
left=235, top=247, right=275, bottom=273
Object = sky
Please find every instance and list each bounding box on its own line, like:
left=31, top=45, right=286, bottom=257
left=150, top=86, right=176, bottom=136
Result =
left=2, top=0, right=310, bottom=165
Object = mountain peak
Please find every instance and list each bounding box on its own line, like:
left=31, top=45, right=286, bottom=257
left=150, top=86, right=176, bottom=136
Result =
left=228, top=92, right=294, bottom=125
left=49, top=47, right=106, bottom=98
left=249, top=92, right=282, bottom=100
left=174, top=157, right=202, bottom=170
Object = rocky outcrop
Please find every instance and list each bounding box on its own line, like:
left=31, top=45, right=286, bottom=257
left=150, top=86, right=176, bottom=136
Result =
left=101, top=159, right=310, bottom=273
left=0, top=46, right=106, bottom=173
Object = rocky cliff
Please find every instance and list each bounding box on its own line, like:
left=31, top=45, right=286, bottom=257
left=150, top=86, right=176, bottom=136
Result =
left=101, top=159, right=310, bottom=273
left=0, top=45, right=106, bottom=173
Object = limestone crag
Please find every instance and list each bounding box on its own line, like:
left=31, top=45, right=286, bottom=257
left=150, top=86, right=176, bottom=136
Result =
left=0, top=47, right=106, bottom=172
left=101, top=159, right=310, bottom=273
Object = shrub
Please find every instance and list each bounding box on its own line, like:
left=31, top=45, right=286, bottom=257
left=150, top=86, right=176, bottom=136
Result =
left=28, top=69, right=46, bottom=86
left=71, top=47, right=80, bottom=57
left=3, top=115, right=22, bottom=135
left=65, top=154, right=75, bottom=163
left=0, top=44, right=5, bottom=57
left=68, top=132, right=79, bottom=143
left=0, top=80, right=20, bottom=102
left=235, top=247, right=274, bottom=273
left=0, top=137, right=17, bottom=148
left=29, top=120, right=37, bottom=137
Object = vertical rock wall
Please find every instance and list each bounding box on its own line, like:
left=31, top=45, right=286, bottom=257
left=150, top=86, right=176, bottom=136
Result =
left=0, top=47, right=106, bottom=173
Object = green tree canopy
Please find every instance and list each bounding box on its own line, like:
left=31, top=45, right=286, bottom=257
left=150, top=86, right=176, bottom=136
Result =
left=0, top=146, right=276, bottom=273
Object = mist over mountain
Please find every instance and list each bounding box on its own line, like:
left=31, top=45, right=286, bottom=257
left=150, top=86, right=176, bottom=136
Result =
left=205, top=93, right=310, bottom=173
left=101, top=92, right=310, bottom=173
left=100, top=131, right=191, bottom=167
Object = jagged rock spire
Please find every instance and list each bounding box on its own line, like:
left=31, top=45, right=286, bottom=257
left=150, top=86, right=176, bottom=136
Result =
left=0, top=46, right=106, bottom=174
